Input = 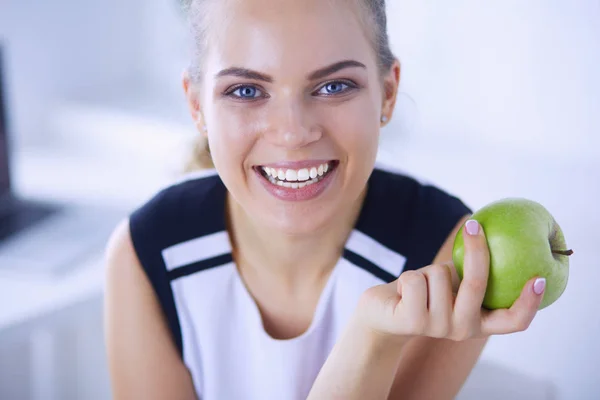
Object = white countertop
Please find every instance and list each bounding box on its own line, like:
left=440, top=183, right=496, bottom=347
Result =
left=0, top=255, right=105, bottom=332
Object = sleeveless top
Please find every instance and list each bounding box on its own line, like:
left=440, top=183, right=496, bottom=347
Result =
left=129, top=164, right=471, bottom=400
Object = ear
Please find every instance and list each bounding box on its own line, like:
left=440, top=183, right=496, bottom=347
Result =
left=380, top=59, right=401, bottom=126
left=182, top=70, right=206, bottom=135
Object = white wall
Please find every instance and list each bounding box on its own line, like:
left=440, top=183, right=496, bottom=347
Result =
left=385, top=1, right=600, bottom=162
left=0, top=0, right=147, bottom=146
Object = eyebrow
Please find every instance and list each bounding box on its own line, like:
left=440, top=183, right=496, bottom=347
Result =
left=214, top=60, right=367, bottom=83
left=307, top=60, right=367, bottom=80
left=215, top=67, right=274, bottom=83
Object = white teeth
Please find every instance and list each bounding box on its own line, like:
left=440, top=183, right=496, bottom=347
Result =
left=297, top=169, right=310, bottom=181
left=285, top=169, right=298, bottom=181
left=268, top=176, right=321, bottom=189
left=262, top=162, right=334, bottom=188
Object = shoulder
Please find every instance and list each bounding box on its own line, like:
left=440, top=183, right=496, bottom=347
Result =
left=359, top=163, right=472, bottom=270
left=105, top=218, right=138, bottom=281
left=104, top=217, right=157, bottom=306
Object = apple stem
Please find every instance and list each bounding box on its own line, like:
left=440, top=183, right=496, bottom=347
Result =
left=552, top=249, right=574, bottom=256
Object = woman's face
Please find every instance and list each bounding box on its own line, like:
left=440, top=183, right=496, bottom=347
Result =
left=187, top=0, right=398, bottom=235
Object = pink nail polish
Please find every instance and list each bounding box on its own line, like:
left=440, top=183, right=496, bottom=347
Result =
left=533, top=278, right=546, bottom=295
left=465, top=220, right=479, bottom=236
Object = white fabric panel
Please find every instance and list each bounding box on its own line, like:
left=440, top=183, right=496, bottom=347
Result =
left=161, top=231, right=231, bottom=271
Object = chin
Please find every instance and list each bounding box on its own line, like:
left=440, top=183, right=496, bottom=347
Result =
left=262, top=206, right=338, bottom=237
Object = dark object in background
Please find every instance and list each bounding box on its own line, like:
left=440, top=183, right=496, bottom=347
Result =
left=0, top=43, right=58, bottom=244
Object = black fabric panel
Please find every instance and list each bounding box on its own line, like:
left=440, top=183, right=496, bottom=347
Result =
left=168, top=253, right=234, bottom=281
left=343, top=249, right=396, bottom=283
left=354, top=169, right=420, bottom=259
left=403, top=184, right=472, bottom=271
left=128, top=174, right=229, bottom=357
left=129, top=208, right=184, bottom=356
left=355, top=168, right=472, bottom=275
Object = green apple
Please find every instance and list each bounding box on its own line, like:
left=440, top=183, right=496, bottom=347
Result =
left=452, top=198, right=572, bottom=310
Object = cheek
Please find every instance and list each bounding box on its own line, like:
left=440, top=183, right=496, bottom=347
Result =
left=206, top=107, right=262, bottom=174
left=325, top=98, right=380, bottom=157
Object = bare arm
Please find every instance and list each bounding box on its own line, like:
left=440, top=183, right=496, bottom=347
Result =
left=388, top=215, right=488, bottom=400
left=306, top=314, right=411, bottom=400
left=104, top=220, right=197, bottom=400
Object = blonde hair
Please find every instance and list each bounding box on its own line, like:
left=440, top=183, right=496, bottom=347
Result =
left=184, top=133, right=214, bottom=171
left=180, top=0, right=395, bottom=171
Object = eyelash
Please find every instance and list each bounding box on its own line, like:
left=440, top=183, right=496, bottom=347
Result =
left=223, top=79, right=359, bottom=101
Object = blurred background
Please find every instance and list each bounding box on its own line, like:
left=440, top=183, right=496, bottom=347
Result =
left=0, top=0, right=598, bottom=399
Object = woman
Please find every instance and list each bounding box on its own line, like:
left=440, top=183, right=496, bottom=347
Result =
left=104, top=0, right=546, bottom=399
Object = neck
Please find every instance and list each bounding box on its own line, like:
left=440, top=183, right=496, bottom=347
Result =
left=227, top=190, right=366, bottom=286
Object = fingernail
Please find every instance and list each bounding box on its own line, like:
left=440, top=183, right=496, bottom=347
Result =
left=465, top=219, right=480, bottom=236
left=533, top=278, right=546, bottom=295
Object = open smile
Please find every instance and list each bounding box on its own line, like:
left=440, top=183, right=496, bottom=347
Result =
left=253, top=160, right=339, bottom=201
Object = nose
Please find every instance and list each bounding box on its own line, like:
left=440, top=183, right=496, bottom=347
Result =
left=263, top=100, right=322, bottom=150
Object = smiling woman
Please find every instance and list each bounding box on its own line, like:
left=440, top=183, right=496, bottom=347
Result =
left=104, top=1, right=548, bottom=399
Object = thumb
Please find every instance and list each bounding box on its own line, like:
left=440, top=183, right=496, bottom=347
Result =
left=481, top=276, right=545, bottom=335
left=515, top=276, right=546, bottom=311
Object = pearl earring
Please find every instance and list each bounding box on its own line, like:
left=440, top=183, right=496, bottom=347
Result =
left=202, top=125, right=207, bottom=132
left=381, top=115, right=388, bottom=123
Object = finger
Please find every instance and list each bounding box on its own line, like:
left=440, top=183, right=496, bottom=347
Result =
left=454, top=219, right=490, bottom=324
left=481, top=276, right=546, bottom=335
left=368, top=280, right=402, bottom=317
left=398, top=271, right=428, bottom=331
left=446, top=262, right=461, bottom=294
left=420, top=264, right=454, bottom=337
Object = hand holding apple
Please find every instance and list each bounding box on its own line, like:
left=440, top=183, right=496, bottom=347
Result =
left=357, top=217, right=547, bottom=341
left=452, top=198, right=572, bottom=310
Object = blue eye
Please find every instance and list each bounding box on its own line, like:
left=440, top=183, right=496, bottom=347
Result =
left=317, top=81, right=352, bottom=96
left=231, top=85, right=263, bottom=99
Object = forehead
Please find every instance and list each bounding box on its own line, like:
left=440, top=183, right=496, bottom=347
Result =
left=203, top=0, right=376, bottom=79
